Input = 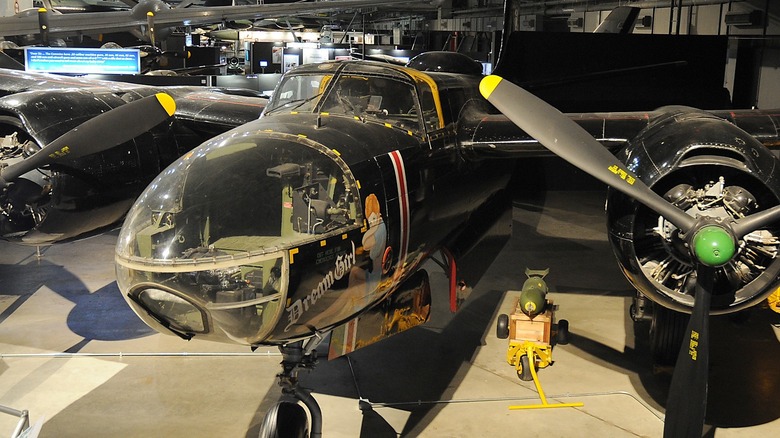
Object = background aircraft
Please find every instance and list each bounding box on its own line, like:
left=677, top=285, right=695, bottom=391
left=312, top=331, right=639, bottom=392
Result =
left=102, top=51, right=780, bottom=437
left=0, top=62, right=267, bottom=244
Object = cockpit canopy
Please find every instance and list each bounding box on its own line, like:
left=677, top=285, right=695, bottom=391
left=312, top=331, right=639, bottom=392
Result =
left=264, top=61, right=441, bottom=133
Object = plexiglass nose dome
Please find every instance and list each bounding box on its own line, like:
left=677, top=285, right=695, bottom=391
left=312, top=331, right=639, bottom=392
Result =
left=115, top=127, right=361, bottom=345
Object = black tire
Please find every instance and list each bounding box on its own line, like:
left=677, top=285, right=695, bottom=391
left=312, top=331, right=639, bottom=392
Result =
left=649, top=305, right=689, bottom=366
left=259, top=401, right=309, bottom=438
left=556, top=319, right=570, bottom=345
left=518, top=354, right=533, bottom=381
left=496, top=314, right=509, bottom=339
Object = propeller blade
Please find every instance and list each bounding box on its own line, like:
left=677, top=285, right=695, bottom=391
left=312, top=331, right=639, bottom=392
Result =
left=732, top=203, right=780, bottom=237
left=663, top=265, right=713, bottom=438
left=147, top=11, right=156, bottom=47
left=479, top=75, right=695, bottom=232
left=37, top=8, right=50, bottom=47
left=1, top=93, right=175, bottom=184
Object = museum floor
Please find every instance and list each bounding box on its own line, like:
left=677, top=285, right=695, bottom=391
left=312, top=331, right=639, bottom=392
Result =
left=2, top=189, right=780, bottom=437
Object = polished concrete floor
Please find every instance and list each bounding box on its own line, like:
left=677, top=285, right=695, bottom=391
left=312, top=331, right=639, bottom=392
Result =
left=2, top=190, right=780, bottom=437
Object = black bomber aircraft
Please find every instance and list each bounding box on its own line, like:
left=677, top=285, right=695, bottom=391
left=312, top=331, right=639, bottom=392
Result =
left=103, top=55, right=780, bottom=438
left=3, top=12, right=780, bottom=438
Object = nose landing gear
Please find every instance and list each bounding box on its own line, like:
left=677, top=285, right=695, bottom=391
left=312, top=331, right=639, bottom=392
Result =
left=259, top=338, right=325, bottom=438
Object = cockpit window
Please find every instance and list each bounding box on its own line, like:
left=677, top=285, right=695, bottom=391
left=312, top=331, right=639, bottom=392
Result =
left=417, top=82, right=440, bottom=132
left=265, top=73, right=329, bottom=114
left=319, top=74, right=423, bottom=132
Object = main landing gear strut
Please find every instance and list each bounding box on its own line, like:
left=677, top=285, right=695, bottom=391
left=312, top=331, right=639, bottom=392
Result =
left=259, top=337, right=325, bottom=438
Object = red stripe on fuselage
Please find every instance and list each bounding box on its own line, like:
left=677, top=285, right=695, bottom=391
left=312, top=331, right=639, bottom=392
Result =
left=388, top=150, right=410, bottom=275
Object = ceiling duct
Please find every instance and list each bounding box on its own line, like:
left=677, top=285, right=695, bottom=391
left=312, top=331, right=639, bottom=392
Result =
left=511, top=0, right=744, bottom=16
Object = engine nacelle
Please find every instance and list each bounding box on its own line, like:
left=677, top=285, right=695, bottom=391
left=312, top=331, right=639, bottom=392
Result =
left=607, top=107, right=780, bottom=315
left=0, top=90, right=172, bottom=243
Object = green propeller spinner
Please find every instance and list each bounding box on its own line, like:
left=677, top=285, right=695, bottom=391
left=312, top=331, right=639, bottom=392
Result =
left=692, top=225, right=736, bottom=267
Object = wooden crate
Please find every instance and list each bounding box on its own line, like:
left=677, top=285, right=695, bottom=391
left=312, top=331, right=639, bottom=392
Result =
left=510, top=299, right=552, bottom=345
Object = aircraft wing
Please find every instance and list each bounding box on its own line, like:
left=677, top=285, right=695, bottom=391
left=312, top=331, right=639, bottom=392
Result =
left=0, top=0, right=421, bottom=38
left=462, top=109, right=780, bottom=158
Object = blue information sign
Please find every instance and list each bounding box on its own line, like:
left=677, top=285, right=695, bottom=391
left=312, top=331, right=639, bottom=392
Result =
left=25, top=47, right=141, bottom=74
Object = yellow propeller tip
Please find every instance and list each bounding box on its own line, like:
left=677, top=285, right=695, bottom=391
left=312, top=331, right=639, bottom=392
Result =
left=38, top=7, right=47, bottom=12
left=479, top=75, right=503, bottom=99
left=155, top=93, right=176, bottom=117
left=147, top=11, right=154, bottom=16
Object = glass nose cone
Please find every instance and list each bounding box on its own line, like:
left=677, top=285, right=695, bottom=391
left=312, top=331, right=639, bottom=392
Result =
left=115, top=129, right=361, bottom=345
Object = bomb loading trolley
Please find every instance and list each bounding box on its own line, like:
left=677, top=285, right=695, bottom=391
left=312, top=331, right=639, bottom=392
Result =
left=496, top=268, right=581, bottom=410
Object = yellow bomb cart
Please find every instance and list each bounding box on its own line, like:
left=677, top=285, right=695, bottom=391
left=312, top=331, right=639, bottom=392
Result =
left=497, top=269, right=582, bottom=409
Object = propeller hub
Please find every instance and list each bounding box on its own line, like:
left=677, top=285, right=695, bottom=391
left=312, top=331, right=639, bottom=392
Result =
left=692, top=225, right=735, bottom=267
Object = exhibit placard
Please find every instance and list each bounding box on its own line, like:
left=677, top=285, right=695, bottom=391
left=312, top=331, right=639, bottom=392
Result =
left=25, top=47, right=141, bottom=74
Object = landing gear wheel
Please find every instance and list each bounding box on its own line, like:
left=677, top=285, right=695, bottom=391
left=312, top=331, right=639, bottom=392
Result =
left=263, top=341, right=323, bottom=438
left=518, top=354, right=533, bottom=381
left=259, top=401, right=309, bottom=438
left=650, top=305, right=689, bottom=366
left=496, top=314, right=509, bottom=339
left=556, top=319, right=570, bottom=345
